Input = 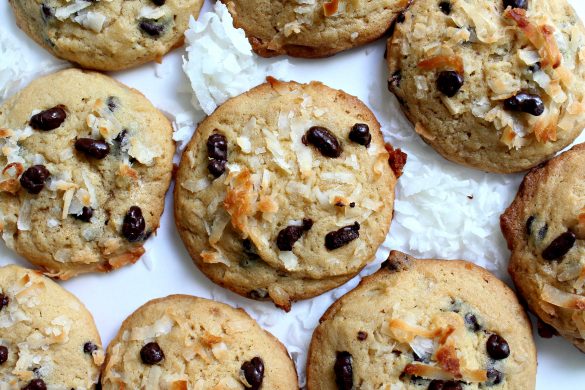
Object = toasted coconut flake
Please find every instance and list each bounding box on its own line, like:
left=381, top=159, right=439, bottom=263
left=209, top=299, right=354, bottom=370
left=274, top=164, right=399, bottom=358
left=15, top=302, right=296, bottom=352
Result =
left=200, top=250, right=231, bottom=267
left=258, top=195, right=279, bottom=214
left=414, top=122, right=436, bottom=141
left=533, top=110, right=559, bottom=143
left=224, top=169, right=256, bottom=233
left=385, top=144, right=407, bottom=178
left=209, top=211, right=230, bottom=245
left=268, top=284, right=292, bottom=312
left=418, top=55, right=464, bottom=74
left=323, top=0, right=340, bottom=16
left=278, top=250, right=299, bottom=271
left=404, top=363, right=487, bottom=383
left=388, top=319, right=437, bottom=343
left=129, top=316, right=174, bottom=341
left=459, top=1, right=502, bottom=43
left=435, top=344, right=461, bottom=378
left=182, top=178, right=210, bottom=193
left=541, top=284, right=585, bottom=310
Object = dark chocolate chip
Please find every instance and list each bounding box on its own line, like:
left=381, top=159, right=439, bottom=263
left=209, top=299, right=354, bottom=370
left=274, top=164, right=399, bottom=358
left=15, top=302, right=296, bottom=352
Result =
left=526, top=215, right=535, bottom=236
left=503, top=93, right=545, bottom=116
left=114, top=129, right=128, bottom=144
left=106, top=96, right=119, bottom=112
left=413, top=351, right=429, bottom=363
left=305, top=126, right=342, bottom=158
left=139, top=19, right=165, bottom=37
left=20, top=165, right=50, bottom=194
left=276, top=220, right=313, bottom=251
left=241, top=357, right=264, bottom=390
left=349, top=123, right=371, bottom=147
left=537, top=318, right=559, bottom=338
left=30, top=106, right=66, bottom=131
left=151, top=0, right=165, bottom=5
left=207, top=133, right=228, bottom=160
left=0, top=346, right=7, bottom=365
left=302, top=218, right=314, bottom=230
left=242, top=239, right=259, bottom=260
left=503, top=0, right=527, bottom=10
left=334, top=351, right=353, bottom=390
left=122, top=206, right=146, bottom=242
left=388, top=70, right=402, bottom=90
left=83, top=342, right=98, bottom=355
left=439, top=1, right=451, bottom=15
left=486, top=334, right=510, bottom=360
left=388, top=12, right=406, bottom=36
left=464, top=313, right=482, bottom=332
left=349, top=202, right=355, bottom=208
left=325, top=222, right=360, bottom=250
left=208, top=159, right=227, bottom=178
left=75, top=138, right=110, bottom=159
left=73, top=207, right=94, bottom=223
left=22, top=379, right=47, bottom=390
left=357, top=331, right=367, bottom=341
left=140, top=342, right=164, bottom=365
left=428, top=380, right=463, bottom=390
left=486, top=368, right=504, bottom=385
left=542, top=231, right=576, bottom=261
left=436, top=71, right=464, bottom=97
left=0, top=294, right=8, bottom=311
left=529, top=62, right=541, bottom=73
left=41, top=4, right=52, bottom=19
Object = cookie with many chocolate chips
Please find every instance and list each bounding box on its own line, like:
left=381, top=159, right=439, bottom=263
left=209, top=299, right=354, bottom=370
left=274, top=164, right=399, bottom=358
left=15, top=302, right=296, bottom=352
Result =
left=101, top=294, right=298, bottom=389
left=9, top=0, right=204, bottom=71
left=307, top=251, right=537, bottom=389
left=223, top=0, right=410, bottom=58
left=0, top=69, right=174, bottom=279
left=0, top=264, right=104, bottom=388
left=387, top=0, right=585, bottom=173
left=174, top=78, right=400, bottom=310
left=501, top=143, right=585, bottom=352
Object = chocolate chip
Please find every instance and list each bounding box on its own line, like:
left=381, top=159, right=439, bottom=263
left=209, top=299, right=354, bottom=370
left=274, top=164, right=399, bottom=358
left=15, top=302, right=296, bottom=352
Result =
left=23, top=379, right=47, bottom=390
left=334, top=351, right=353, bottom=390
left=73, top=207, right=94, bottom=223
left=276, top=220, right=313, bottom=251
left=151, top=0, right=165, bottom=5
left=388, top=12, right=405, bottom=36
left=537, top=318, right=558, bottom=338
left=413, top=351, right=429, bottom=363
left=538, top=223, right=548, bottom=240
left=503, top=0, right=527, bottom=10
left=439, top=1, right=451, bottom=14
left=75, top=138, right=110, bottom=159
left=106, top=96, right=119, bottom=112
left=241, top=357, right=264, bottom=390
left=388, top=70, right=402, bottom=90
left=114, top=129, right=128, bottom=144
left=122, top=206, right=145, bottom=242
left=140, top=342, right=164, bottom=365
left=248, top=289, right=268, bottom=299
left=139, top=19, right=165, bottom=37
left=41, top=4, right=52, bottom=19
left=357, top=331, right=368, bottom=341
left=349, top=123, right=371, bottom=147
left=30, top=106, right=66, bottom=131
left=305, top=126, right=342, bottom=158
left=428, top=380, right=462, bottom=390
left=486, top=334, right=510, bottom=360
left=207, top=133, right=228, bottom=160
left=349, top=202, right=355, bottom=208
left=486, top=368, right=504, bottom=385
left=436, top=71, right=464, bottom=97
left=0, top=294, right=8, bottom=311
left=20, top=165, right=50, bottom=194
left=0, top=346, right=7, bottom=365
left=242, top=239, right=259, bottom=260
left=529, top=62, right=541, bottom=73
left=503, top=93, right=545, bottom=116
left=208, top=159, right=226, bottom=178
left=526, top=215, right=535, bottom=236
left=464, top=313, right=482, bottom=332
left=325, top=222, right=360, bottom=250
left=83, top=342, right=98, bottom=355
left=542, top=231, right=576, bottom=261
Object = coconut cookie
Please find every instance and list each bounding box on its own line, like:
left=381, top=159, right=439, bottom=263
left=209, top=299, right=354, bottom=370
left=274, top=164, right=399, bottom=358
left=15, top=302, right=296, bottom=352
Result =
left=0, top=69, right=174, bottom=279
left=501, top=143, right=585, bottom=352
left=307, top=251, right=537, bottom=390
left=175, top=78, right=402, bottom=310
left=387, top=0, right=585, bottom=173
left=101, top=294, right=298, bottom=389
left=223, top=0, right=410, bottom=58
left=0, top=264, right=104, bottom=388
left=9, top=0, right=204, bottom=71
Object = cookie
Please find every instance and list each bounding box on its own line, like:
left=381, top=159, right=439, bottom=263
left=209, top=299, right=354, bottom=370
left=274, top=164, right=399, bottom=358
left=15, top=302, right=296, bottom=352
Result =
left=387, top=0, right=585, bottom=173
left=101, top=294, right=298, bottom=389
left=307, top=251, right=537, bottom=389
left=9, top=0, right=204, bottom=71
left=223, top=0, right=410, bottom=58
left=0, top=264, right=104, bottom=388
left=0, top=69, right=174, bottom=279
left=501, top=143, right=585, bottom=352
left=174, top=78, right=402, bottom=310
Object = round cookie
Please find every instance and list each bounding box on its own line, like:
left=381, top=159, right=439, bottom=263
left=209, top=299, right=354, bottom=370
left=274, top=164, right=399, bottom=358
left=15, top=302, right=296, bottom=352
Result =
left=223, top=0, right=410, bottom=58
left=307, top=251, right=537, bottom=390
left=0, top=69, right=174, bottom=279
left=386, top=0, right=585, bottom=173
left=174, top=78, right=401, bottom=310
left=9, top=0, right=204, bottom=71
left=0, top=264, right=104, bottom=388
left=101, top=294, right=298, bottom=389
left=501, top=143, right=585, bottom=352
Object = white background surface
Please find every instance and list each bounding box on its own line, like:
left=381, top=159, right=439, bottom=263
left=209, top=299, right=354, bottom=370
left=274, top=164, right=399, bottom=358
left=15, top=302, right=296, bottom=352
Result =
left=1, top=0, right=585, bottom=388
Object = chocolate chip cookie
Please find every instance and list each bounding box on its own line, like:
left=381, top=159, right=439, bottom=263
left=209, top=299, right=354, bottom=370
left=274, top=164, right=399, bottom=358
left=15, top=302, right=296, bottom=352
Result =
left=307, top=251, right=537, bottom=389
left=0, top=69, right=174, bottom=279
left=223, top=0, right=410, bottom=58
left=387, top=0, right=585, bottom=173
left=9, top=0, right=204, bottom=71
left=501, top=143, right=585, bottom=352
left=174, top=78, right=402, bottom=310
left=0, top=264, right=104, bottom=388
left=101, top=294, right=298, bottom=389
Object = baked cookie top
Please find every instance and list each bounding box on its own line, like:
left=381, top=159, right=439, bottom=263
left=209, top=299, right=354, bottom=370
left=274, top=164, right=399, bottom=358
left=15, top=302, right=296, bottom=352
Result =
left=9, top=0, right=204, bottom=71
left=175, top=78, right=397, bottom=283
left=387, top=0, right=585, bottom=173
left=223, top=0, right=409, bottom=58
left=0, top=264, right=104, bottom=389
left=0, top=69, right=174, bottom=279
left=101, top=294, right=298, bottom=389
left=501, top=143, right=585, bottom=352
left=307, top=251, right=537, bottom=390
